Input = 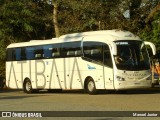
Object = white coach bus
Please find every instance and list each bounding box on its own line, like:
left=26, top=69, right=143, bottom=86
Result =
left=6, top=30, right=156, bottom=94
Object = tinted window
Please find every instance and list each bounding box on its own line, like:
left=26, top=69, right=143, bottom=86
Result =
left=7, top=48, right=26, bottom=61
left=6, top=48, right=14, bottom=61
left=43, top=45, right=52, bottom=58
left=26, top=47, right=34, bottom=60
left=6, top=42, right=82, bottom=61
left=15, top=48, right=21, bottom=61
left=83, top=42, right=112, bottom=67
left=34, top=46, right=43, bottom=59
left=52, top=44, right=61, bottom=58
left=83, top=42, right=104, bottom=63
left=21, top=47, right=26, bottom=60
left=61, top=42, right=82, bottom=57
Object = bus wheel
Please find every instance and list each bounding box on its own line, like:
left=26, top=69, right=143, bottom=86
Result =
left=23, top=79, right=33, bottom=94
left=86, top=78, right=97, bottom=95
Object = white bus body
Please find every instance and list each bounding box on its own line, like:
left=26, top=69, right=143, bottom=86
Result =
left=6, top=30, right=156, bottom=94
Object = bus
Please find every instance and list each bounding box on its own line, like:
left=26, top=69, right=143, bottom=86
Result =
left=6, top=30, right=156, bottom=94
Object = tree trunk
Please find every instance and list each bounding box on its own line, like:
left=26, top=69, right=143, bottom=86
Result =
left=53, top=2, right=60, bottom=37
left=145, top=3, right=160, bottom=23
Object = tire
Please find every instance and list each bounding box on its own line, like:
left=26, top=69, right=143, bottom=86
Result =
left=86, top=78, right=97, bottom=95
left=1, top=82, right=5, bottom=88
left=0, top=81, right=5, bottom=89
left=0, top=78, right=5, bottom=89
left=23, top=79, right=33, bottom=94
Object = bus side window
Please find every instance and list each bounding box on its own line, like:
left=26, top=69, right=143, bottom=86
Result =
left=61, top=42, right=82, bottom=57
left=26, top=47, right=35, bottom=60
left=6, top=48, right=14, bottom=61
left=35, top=46, right=43, bottom=59
left=52, top=44, right=61, bottom=58
left=15, top=48, right=21, bottom=61
left=83, top=42, right=103, bottom=63
left=21, top=47, right=26, bottom=60
left=75, top=50, right=82, bottom=56
left=83, top=42, right=112, bottom=67
left=52, top=48, right=60, bottom=57
left=43, top=45, right=52, bottom=58
left=15, top=47, right=26, bottom=61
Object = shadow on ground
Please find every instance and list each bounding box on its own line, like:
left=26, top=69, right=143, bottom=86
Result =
left=1, top=86, right=160, bottom=95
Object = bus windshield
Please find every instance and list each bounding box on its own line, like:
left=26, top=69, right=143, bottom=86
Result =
left=114, top=40, right=150, bottom=70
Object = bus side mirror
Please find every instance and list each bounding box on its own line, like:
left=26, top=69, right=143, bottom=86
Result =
left=144, top=41, right=156, bottom=56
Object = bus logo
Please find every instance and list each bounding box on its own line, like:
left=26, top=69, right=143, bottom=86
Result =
left=87, top=64, right=96, bottom=69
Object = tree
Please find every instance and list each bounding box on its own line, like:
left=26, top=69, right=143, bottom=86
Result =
left=50, top=0, right=122, bottom=34
left=145, top=2, right=160, bottom=23
left=41, top=0, right=61, bottom=37
left=0, top=0, right=160, bottom=77
left=52, top=1, right=60, bottom=37
left=0, top=0, right=53, bottom=77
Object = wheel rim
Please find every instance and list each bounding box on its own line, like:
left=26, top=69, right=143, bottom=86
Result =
left=88, top=81, right=95, bottom=92
left=26, top=82, right=31, bottom=91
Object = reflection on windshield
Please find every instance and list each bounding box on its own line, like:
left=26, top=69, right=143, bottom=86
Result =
left=114, top=40, right=150, bottom=70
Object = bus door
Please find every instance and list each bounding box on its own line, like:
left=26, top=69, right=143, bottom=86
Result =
left=103, top=45, right=114, bottom=89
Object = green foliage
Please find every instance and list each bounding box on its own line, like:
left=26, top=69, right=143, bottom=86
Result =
left=55, top=0, right=121, bottom=34
left=0, top=0, right=160, bottom=77
left=139, top=11, right=160, bottom=50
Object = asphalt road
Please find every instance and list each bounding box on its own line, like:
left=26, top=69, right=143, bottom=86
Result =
left=0, top=88, right=160, bottom=120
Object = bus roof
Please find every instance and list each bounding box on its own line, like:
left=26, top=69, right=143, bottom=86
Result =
left=7, top=30, right=141, bottom=48
left=59, top=29, right=140, bottom=39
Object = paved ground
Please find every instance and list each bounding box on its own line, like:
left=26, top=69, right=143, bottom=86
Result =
left=0, top=87, right=160, bottom=120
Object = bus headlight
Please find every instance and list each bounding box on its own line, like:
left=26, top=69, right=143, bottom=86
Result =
left=116, top=76, right=125, bottom=81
